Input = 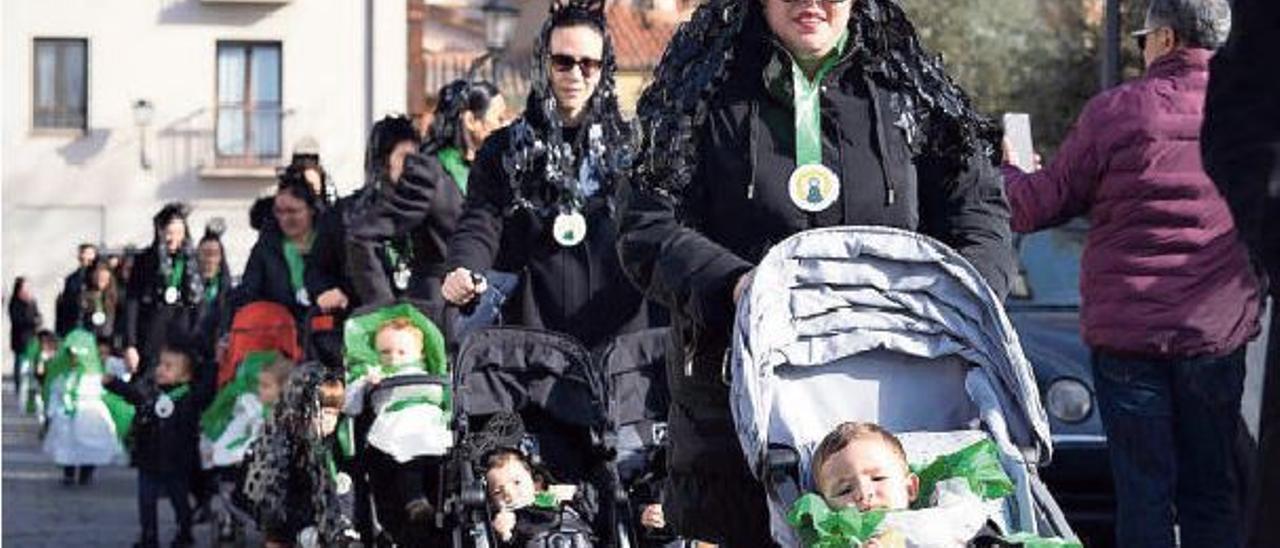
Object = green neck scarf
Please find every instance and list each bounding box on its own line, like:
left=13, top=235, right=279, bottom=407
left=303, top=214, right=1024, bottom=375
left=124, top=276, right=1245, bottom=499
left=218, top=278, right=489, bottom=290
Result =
left=437, top=147, right=470, bottom=194
left=204, top=275, right=220, bottom=302
left=282, top=232, right=315, bottom=295
left=791, top=31, right=850, bottom=167
left=165, top=383, right=191, bottom=401
left=167, top=256, right=187, bottom=292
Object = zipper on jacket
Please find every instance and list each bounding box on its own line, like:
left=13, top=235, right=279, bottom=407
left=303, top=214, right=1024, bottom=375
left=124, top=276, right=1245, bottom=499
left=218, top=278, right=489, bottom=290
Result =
left=864, top=74, right=898, bottom=207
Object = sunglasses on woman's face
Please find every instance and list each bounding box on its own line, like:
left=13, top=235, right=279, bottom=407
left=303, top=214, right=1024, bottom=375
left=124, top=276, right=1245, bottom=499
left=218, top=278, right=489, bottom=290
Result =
left=549, top=54, right=603, bottom=77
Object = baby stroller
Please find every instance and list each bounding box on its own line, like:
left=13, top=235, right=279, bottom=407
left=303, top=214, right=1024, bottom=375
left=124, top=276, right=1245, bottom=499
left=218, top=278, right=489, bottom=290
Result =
left=207, top=302, right=303, bottom=546
left=731, top=227, right=1075, bottom=545
left=342, top=300, right=454, bottom=547
left=219, top=301, right=302, bottom=387
left=601, top=329, right=680, bottom=547
left=453, top=327, right=623, bottom=548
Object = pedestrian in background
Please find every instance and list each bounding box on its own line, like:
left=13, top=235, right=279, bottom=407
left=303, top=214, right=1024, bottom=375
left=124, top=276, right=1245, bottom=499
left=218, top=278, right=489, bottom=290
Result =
left=9, top=276, right=42, bottom=397
left=1000, top=1, right=1256, bottom=545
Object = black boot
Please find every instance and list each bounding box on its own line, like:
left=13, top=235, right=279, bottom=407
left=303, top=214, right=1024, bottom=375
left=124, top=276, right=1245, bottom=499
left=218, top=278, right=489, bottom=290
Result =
left=61, top=466, right=76, bottom=486
left=77, top=465, right=95, bottom=485
left=169, top=530, right=194, bottom=548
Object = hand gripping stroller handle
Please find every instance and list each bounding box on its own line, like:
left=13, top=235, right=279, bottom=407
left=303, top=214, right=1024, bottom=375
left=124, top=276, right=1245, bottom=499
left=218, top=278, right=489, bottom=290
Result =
left=458, top=272, right=488, bottom=316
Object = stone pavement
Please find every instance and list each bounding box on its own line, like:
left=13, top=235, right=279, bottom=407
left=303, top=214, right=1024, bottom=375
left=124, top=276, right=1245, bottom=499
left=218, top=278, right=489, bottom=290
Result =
left=2, top=383, right=259, bottom=547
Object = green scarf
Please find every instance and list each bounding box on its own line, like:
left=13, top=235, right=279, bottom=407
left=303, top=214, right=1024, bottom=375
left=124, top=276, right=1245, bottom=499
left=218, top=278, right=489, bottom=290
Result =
left=282, top=232, right=314, bottom=296
left=204, top=275, right=220, bottom=303
left=790, top=31, right=850, bottom=167
left=201, top=350, right=276, bottom=440
left=166, top=256, right=187, bottom=293
left=437, top=146, right=470, bottom=194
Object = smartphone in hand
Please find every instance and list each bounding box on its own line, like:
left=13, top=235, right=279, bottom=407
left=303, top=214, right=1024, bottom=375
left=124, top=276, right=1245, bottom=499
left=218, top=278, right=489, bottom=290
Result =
left=1002, top=113, right=1036, bottom=172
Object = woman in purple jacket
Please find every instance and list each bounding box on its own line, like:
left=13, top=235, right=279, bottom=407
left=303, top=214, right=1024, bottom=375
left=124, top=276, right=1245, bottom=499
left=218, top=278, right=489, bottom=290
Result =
left=1001, top=1, right=1258, bottom=546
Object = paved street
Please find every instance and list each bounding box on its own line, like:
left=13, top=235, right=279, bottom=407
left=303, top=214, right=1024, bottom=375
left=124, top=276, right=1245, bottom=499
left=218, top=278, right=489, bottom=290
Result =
left=1, top=383, right=257, bottom=547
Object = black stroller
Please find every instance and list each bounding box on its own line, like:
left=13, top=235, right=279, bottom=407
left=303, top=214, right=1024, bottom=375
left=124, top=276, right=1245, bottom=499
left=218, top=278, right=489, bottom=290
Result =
left=600, top=329, right=681, bottom=548
left=453, top=327, right=625, bottom=548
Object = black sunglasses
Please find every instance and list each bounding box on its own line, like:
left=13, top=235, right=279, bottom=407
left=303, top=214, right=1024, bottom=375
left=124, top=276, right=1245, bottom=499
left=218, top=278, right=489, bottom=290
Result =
left=549, top=54, right=603, bottom=77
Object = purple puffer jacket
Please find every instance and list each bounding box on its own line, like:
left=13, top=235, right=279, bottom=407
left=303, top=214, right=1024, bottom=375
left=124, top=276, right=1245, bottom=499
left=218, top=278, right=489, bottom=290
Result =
left=1003, top=48, right=1261, bottom=359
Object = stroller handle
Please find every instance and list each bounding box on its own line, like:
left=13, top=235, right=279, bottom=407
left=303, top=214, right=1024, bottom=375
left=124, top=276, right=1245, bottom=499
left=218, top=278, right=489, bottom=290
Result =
left=365, top=372, right=450, bottom=399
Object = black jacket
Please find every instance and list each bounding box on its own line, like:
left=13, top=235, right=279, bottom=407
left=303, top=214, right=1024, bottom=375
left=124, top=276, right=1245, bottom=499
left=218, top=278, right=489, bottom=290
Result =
left=346, top=150, right=465, bottom=320
left=55, top=268, right=88, bottom=336
left=8, top=298, right=40, bottom=354
left=78, top=289, right=119, bottom=344
left=105, top=369, right=214, bottom=475
left=1203, top=0, right=1280, bottom=291
left=193, top=272, right=233, bottom=361
left=125, top=245, right=203, bottom=366
left=618, top=39, right=1014, bottom=471
left=447, top=127, right=651, bottom=350
left=234, top=229, right=310, bottom=321
left=306, top=193, right=362, bottom=311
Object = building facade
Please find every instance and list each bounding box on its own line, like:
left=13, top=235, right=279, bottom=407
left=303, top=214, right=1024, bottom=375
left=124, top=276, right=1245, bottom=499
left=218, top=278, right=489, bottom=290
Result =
left=2, top=0, right=408, bottom=352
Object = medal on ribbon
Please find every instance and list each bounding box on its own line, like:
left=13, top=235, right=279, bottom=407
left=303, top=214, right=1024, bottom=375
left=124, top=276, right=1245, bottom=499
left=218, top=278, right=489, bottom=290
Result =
left=553, top=210, right=587, bottom=247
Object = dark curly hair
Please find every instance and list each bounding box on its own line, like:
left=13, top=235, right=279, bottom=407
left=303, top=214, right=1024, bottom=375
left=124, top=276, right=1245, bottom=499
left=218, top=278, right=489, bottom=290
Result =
left=423, top=79, right=503, bottom=155
left=634, top=0, right=997, bottom=203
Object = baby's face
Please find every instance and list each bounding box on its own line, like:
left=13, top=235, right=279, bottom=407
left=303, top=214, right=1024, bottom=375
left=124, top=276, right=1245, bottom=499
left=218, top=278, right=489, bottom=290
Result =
left=257, top=373, right=282, bottom=406
left=375, top=328, right=423, bottom=367
left=817, top=439, right=919, bottom=512
left=486, top=460, right=536, bottom=511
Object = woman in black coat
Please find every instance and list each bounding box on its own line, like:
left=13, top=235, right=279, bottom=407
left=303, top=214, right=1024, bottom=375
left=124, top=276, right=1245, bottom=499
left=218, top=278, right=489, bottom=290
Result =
left=441, top=2, right=652, bottom=351
left=78, top=261, right=121, bottom=346
left=8, top=277, right=42, bottom=394
left=233, top=171, right=329, bottom=324
left=346, top=82, right=507, bottom=323
left=618, top=0, right=1015, bottom=544
left=193, top=222, right=234, bottom=361
left=125, top=203, right=204, bottom=374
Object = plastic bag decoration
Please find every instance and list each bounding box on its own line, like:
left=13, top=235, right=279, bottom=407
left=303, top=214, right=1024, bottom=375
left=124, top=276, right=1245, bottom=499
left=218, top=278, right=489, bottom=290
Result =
left=499, top=0, right=635, bottom=219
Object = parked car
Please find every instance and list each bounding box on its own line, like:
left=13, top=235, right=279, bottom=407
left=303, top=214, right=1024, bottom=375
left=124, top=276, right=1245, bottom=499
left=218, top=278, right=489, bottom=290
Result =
left=1005, top=222, right=1115, bottom=547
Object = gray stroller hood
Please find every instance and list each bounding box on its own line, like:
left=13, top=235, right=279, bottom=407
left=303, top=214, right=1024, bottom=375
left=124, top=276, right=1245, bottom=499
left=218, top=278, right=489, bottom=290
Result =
left=731, top=226, right=1052, bottom=488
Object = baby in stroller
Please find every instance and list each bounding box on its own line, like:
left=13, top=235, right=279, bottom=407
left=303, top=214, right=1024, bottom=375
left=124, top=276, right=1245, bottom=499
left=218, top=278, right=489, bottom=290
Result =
left=200, top=352, right=292, bottom=544
left=341, top=302, right=451, bottom=546
left=483, top=444, right=594, bottom=546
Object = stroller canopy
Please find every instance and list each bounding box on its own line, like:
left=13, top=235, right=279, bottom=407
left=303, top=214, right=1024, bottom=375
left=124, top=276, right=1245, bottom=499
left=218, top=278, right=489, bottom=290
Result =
left=219, top=301, right=301, bottom=388
left=343, top=301, right=447, bottom=381
left=731, top=227, right=1052, bottom=482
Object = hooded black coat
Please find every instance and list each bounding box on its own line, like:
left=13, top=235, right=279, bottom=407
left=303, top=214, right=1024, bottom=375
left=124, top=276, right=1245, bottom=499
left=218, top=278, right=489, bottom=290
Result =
left=447, top=125, right=650, bottom=351
left=345, top=150, right=465, bottom=322
left=618, top=12, right=1014, bottom=544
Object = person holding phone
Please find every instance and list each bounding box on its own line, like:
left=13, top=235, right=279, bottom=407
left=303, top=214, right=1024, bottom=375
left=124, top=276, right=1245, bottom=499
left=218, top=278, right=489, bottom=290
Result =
left=1000, top=1, right=1259, bottom=546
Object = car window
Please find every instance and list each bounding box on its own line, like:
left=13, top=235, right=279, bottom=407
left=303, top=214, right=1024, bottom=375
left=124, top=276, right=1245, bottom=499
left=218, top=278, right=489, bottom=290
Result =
left=1008, top=220, right=1085, bottom=307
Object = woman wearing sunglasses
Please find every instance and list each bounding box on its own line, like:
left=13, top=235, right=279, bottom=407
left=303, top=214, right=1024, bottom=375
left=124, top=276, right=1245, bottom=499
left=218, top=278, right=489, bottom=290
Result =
left=441, top=0, right=655, bottom=350
left=620, top=0, right=1016, bottom=545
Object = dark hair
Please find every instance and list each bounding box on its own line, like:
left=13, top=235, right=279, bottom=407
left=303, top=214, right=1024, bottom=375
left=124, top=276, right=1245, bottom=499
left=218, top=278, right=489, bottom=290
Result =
left=10, top=277, right=26, bottom=301
left=424, top=79, right=502, bottom=153
left=1146, top=0, right=1231, bottom=49
left=276, top=166, right=322, bottom=213
left=365, top=115, right=421, bottom=183
left=153, top=202, right=191, bottom=231
left=78, top=243, right=98, bottom=254
left=812, top=422, right=909, bottom=487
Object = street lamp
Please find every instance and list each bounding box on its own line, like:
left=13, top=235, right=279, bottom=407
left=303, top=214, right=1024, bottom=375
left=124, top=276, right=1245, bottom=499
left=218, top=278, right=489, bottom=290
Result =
left=132, top=99, right=154, bottom=170
left=481, top=0, right=520, bottom=82
left=483, top=0, right=519, bottom=54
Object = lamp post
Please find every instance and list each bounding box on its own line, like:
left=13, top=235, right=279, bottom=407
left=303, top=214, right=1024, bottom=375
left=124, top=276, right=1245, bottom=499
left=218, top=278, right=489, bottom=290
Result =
left=481, top=0, right=519, bottom=82
left=132, top=99, right=154, bottom=170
